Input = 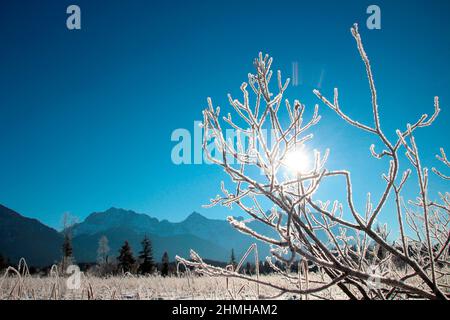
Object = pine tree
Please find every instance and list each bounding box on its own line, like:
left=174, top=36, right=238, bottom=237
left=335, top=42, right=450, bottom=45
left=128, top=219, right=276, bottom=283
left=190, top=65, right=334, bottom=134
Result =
left=263, top=260, right=271, bottom=274
left=61, top=233, right=74, bottom=271
left=60, top=212, right=76, bottom=271
left=245, top=261, right=252, bottom=275
left=138, top=235, right=155, bottom=275
left=62, top=233, right=73, bottom=257
left=259, top=260, right=265, bottom=274
left=117, top=241, right=135, bottom=273
left=161, top=251, right=169, bottom=277
left=230, top=249, right=237, bottom=270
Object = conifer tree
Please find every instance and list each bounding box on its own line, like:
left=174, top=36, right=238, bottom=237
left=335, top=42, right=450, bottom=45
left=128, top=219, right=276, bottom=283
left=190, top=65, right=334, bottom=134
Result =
left=161, top=251, right=169, bottom=277
left=117, top=241, right=135, bottom=273
left=246, top=261, right=252, bottom=275
left=61, top=212, right=76, bottom=271
left=138, top=235, right=155, bottom=274
left=61, top=233, right=74, bottom=270
left=230, top=249, right=237, bottom=270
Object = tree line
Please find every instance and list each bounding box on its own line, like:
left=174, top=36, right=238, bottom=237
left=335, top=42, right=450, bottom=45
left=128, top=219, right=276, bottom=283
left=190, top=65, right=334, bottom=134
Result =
left=60, top=233, right=171, bottom=276
left=1, top=236, right=289, bottom=276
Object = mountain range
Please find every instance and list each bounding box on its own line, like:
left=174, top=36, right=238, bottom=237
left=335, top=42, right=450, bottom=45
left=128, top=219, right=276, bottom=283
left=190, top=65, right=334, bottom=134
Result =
left=0, top=204, right=275, bottom=267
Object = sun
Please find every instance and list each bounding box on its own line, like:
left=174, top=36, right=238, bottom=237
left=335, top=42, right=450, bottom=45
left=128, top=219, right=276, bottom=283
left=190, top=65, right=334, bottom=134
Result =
left=284, top=148, right=311, bottom=174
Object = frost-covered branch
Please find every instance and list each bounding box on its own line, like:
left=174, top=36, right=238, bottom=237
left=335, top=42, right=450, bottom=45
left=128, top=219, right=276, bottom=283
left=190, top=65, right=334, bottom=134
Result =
left=178, top=23, right=449, bottom=300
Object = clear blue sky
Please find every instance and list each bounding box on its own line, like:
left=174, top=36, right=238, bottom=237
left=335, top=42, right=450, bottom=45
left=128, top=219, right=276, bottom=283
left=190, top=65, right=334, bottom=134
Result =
left=0, top=0, right=448, bottom=231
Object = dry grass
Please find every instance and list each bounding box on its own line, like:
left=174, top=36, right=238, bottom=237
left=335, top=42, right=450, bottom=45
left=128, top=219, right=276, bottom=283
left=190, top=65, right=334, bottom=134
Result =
left=0, top=265, right=347, bottom=300
left=2, top=259, right=446, bottom=300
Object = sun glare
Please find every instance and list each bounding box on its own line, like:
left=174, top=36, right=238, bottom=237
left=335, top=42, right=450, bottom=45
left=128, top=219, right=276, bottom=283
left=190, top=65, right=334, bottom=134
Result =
left=284, top=149, right=311, bottom=174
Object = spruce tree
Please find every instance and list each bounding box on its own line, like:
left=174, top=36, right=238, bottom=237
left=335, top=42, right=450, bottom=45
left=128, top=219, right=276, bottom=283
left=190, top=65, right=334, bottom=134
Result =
left=263, top=260, right=271, bottom=274
left=117, top=241, right=135, bottom=273
left=246, top=261, right=252, bottom=275
left=230, top=249, right=237, bottom=270
left=138, top=235, right=155, bottom=275
left=259, top=260, right=265, bottom=274
left=61, top=233, right=74, bottom=271
left=60, top=212, right=76, bottom=271
left=161, top=251, right=169, bottom=277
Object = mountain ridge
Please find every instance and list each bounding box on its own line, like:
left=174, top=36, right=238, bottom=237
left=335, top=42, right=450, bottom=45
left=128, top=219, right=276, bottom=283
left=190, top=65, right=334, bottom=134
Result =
left=0, top=205, right=273, bottom=266
left=0, top=204, right=63, bottom=266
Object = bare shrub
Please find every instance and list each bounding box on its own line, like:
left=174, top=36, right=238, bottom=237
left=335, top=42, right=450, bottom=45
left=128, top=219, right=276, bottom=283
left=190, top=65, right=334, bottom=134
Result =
left=177, top=23, right=449, bottom=300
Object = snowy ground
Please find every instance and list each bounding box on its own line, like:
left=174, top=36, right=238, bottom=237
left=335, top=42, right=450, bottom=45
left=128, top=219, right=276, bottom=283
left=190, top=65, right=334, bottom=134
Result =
left=0, top=273, right=348, bottom=300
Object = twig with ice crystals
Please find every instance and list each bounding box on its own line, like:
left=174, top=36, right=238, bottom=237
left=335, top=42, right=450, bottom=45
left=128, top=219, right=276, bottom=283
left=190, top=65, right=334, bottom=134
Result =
left=178, top=24, right=449, bottom=299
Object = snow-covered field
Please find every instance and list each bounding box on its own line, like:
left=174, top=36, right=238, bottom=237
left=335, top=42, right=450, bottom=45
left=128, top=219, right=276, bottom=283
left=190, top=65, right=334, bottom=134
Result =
left=0, top=273, right=347, bottom=300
